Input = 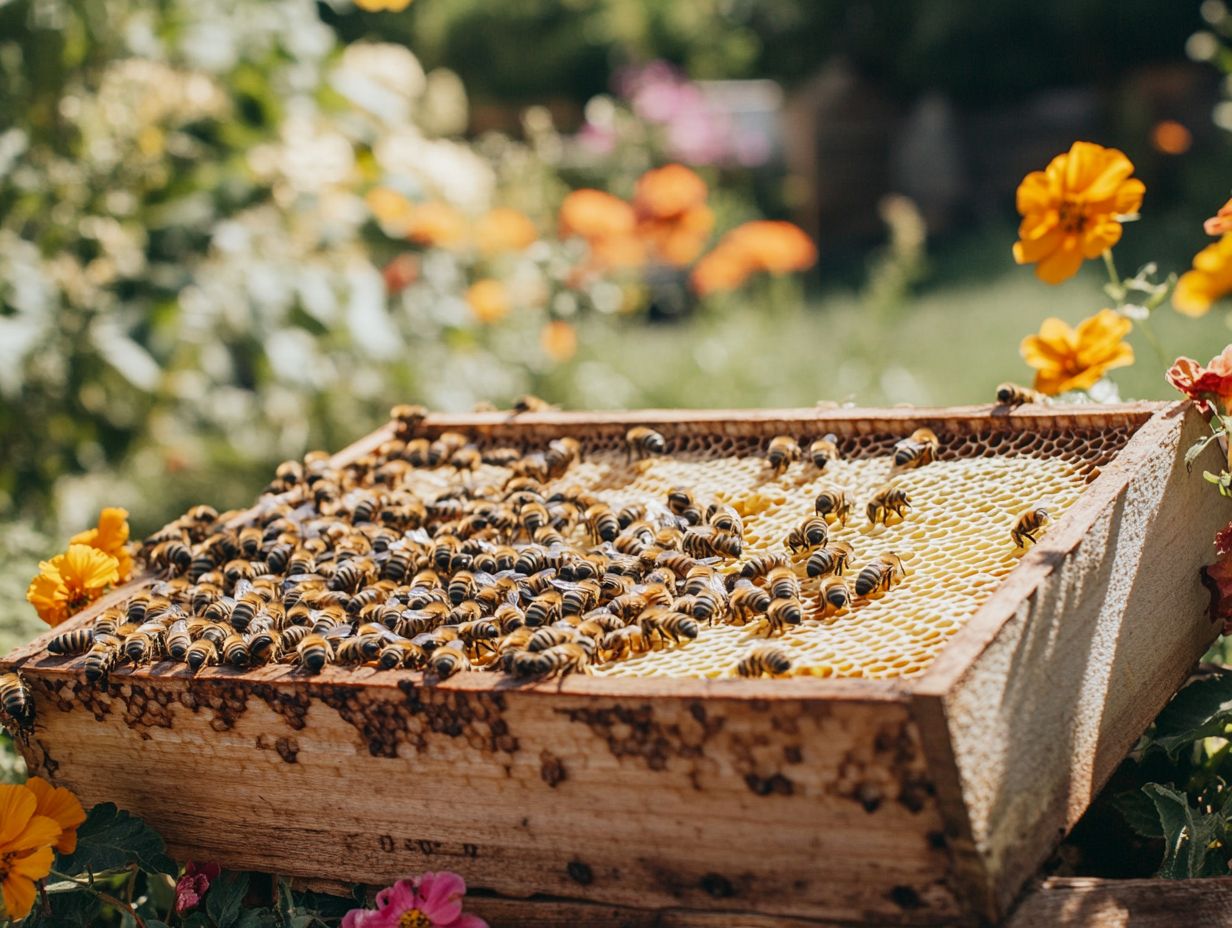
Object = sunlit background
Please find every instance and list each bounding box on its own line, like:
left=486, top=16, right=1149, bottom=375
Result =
left=2, top=0, right=1232, bottom=639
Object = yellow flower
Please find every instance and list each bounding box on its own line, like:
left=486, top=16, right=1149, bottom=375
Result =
left=465, top=279, right=510, bottom=324
left=26, top=544, right=120, bottom=627
left=1019, top=309, right=1134, bottom=395
left=70, top=507, right=133, bottom=582
left=0, top=784, right=63, bottom=920
left=540, top=321, right=578, bottom=362
left=1012, top=141, right=1145, bottom=285
left=25, top=778, right=85, bottom=856
left=354, top=0, right=413, bottom=10
left=474, top=208, right=538, bottom=255
left=1174, top=234, right=1232, bottom=317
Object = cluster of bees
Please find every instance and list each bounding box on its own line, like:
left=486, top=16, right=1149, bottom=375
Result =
left=25, top=404, right=1055, bottom=705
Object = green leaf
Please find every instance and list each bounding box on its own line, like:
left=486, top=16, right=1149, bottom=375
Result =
left=1143, top=783, right=1223, bottom=878
left=291, top=888, right=358, bottom=918
left=182, top=913, right=213, bottom=928
left=1111, top=788, right=1165, bottom=838
left=236, top=908, right=278, bottom=928
left=206, top=871, right=250, bottom=928
left=1148, top=675, right=1232, bottom=758
left=23, top=889, right=101, bottom=928
left=1186, top=433, right=1221, bottom=473
left=58, top=803, right=177, bottom=877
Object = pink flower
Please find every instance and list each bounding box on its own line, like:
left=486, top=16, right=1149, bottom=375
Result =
left=341, top=872, right=487, bottom=928
left=175, top=861, right=221, bottom=915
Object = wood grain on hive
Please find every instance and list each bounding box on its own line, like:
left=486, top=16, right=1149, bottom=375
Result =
left=2, top=402, right=1222, bottom=927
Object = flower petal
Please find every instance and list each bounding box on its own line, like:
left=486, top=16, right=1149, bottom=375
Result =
left=26, top=777, right=85, bottom=854
left=416, top=871, right=466, bottom=923
left=1034, top=235, right=1084, bottom=284
left=0, top=786, right=36, bottom=847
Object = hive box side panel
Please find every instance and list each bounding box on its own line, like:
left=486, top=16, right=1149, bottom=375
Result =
left=18, top=670, right=962, bottom=926
left=913, top=403, right=1226, bottom=918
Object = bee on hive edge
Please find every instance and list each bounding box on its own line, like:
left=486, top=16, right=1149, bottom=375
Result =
left=513, top=642, right=591, bottom=679
left=892, top=428, right=940, bottom=471
left=221, top=634, right=250, bottom=669
left=295, top=634, right=333, bottom=673
left=511, top=394, right=555, bottom=415
left=1011, top=507, right=1051, bottom=549
left=814, top=489, right=852, bottom=527
left=0, top=674, right=34, bottom=730
left=48, top=628, right=94, bottom=657
left=431, top=641, right=472, bottom=679
left=737, top=645, right=793, bottom=678
left=378, top=640, right=427, bottom=671
left=83, top=641, right=120, bottom=684
left=390, top=404, right=429, bottom=439
left=185, top=639, right=219, bottom=673
left=854, top=553, right=906, bottom=598
left=625, top=426, right=667, bottom=463
left=867, top=485, right=911, bottom=526
left=995, top=383, right=1049, bottom=407
left=766, top=435, right=802, bottom=476
left=810, top=434, right=841, bottom=470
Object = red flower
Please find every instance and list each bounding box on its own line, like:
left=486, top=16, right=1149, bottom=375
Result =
left=175, top=861, right=221, bottom=915
left=1166, top=346, right=1232, bottom=413
left=1218, top=521, right=1232, bottom=558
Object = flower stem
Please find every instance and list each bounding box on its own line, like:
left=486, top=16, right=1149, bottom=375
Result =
left=48, top=870, right=148, bottom=928
left=1102, top=248, right=1167, bottom=367
left=1102, top=250, right=1125, bottom=303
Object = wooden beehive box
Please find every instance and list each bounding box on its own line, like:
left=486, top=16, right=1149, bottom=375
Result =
left=3, top=402, right=1225, bottom=927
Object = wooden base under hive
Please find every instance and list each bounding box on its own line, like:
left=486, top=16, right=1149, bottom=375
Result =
left=3, top=403, right=1225, bottom=926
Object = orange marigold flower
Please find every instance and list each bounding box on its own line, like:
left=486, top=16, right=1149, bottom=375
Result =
left=26, top=544, right=119, bottom=626
left=1174, top=234, right=1232, bottom=317
left=365, top=187, right=415, bottom=234
left=25, top=777, right=85, bottom=855
left=640, top=204, right=714, bottom=268
left=0, top=784, right=62, bottom=920
left=689, top=244, right=754, bottom=296
left=70, top=507, right=133, bottom=582
left=1204, top=198, right=1232, bottom=237
left=540, top=321, right=578, bottom=362
left=474, top=208, right=538, bottom=255
left=1019, top=309, right=1134, bottom=396
left=558, top=190, right=636, bottom=241
left=1165, top=345, right=1232, bottom=413
left=724, top=221, right=818, bottom=274
left=408, top=202, right=469, bottom=249
left=633, top=164, right=708, bottom=222
left=353, top=0, right=413, bottom=10
left=466, top=279, right=510, bottom=324
left=1012, top=141, right=1145, bottom=285
left=587, top=233, right=646, bottom=270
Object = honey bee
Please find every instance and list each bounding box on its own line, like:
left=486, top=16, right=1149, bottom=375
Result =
left=122, top=629, right=162, bottom=665
left=617, top=503, right=646, bottom=528
left=186, top=639, right=219, bottom=673
left=296, top=634, right=333, bottom=673
left=585, top=504, right=620, bottom=543
left=515, top=643, right=590, bottom=679
left=854, top=553, right=906, bottom=598
left=814, top=489, right=852, bottom=526
left=545, top=437, right=582, bottom=477
left=48, top=628, right=94, bottom=657
left=867, top=485, right=911, bottom=526
left=377, top=640, right=426, bottom=670
left=707, top=503, right=743, bottom=535
left=729, top=580, right=772, bottom=624
left=556, top=579, right=601, bottom=617
left=512, top=394, right=554, bottom=414
left=738, top=554, right=788, bottom=581
left=0, top=674, right=33, bottom=729
left=151, top=540, right=192, bottom=576
left=248, top=629, right=285, bottom=665
left=818, top=576, right=852, bottom=614
left=607, top=584, right=673, bottom=620
left=1011, top=507, right=1051, bottom=549
left=995, top=383, right=1048, bottom=407
left=809, top=434, right=841, bottom=470
left=766, top=566, right=801, bottom=602
left=640, top=608, right=700, bottom=644
left=737, top=645, right=794, bottom=678
left=786, top=516, right=829, bottom=553
left=447, top=571, right=481, bottom=606
left=764, top=598, right=803, bottom=635
left=527, top=626, right=576, bottom=652
left=805, top=541, right=854, bottom=578
left=766, top=435, right=802, bottom=476
left=892, top=428, right=940, bottom=471
left=625, top=426, right=667, bottom=463
left=525, top=591, right=563, bottom=627
left=482, top=447, right=522, bottom=467
left=83, top=641, right=120, bottom=683
left=457, top=619, right=501, bottom=651
left=600, top=626, right=650, bottom=660
left=450, top=447, right=482, bottom=472
left=681, top=527, right=742, bottom=560
left=431, top=641, right=472, bottom=679
left=666, top=487, right=705, bottom=525
left=391, top=403, right=430, bottom=439
left=221, top=634, right=250, bottom=669
left=165, top=621, right=192, bottom=661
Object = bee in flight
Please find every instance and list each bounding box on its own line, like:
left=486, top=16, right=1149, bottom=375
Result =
left=867, top=485, right=910, bottom=526
left=892, top=428, right=939, bottom=471
left=809, top=434, right=840, bottom=470
left=1011, top=507, right=1051, bottom=549
left=625, top=426, right=667, bottom=463
left=766, top=436, right=802, bottom=476
left=854, top=553, right=906, bottom=598
left=995, top=383, right=1049, bottom=407
left=736, top=645, right=793, bottom=678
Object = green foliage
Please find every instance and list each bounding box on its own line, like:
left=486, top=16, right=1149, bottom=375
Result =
left=59, top=803, right=176, bottom=877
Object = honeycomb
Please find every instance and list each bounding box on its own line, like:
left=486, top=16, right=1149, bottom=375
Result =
left=56, top=417, right=1133, bottom=686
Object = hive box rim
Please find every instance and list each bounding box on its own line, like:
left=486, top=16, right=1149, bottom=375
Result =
left=1, top=400, right=1169, bottom=704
